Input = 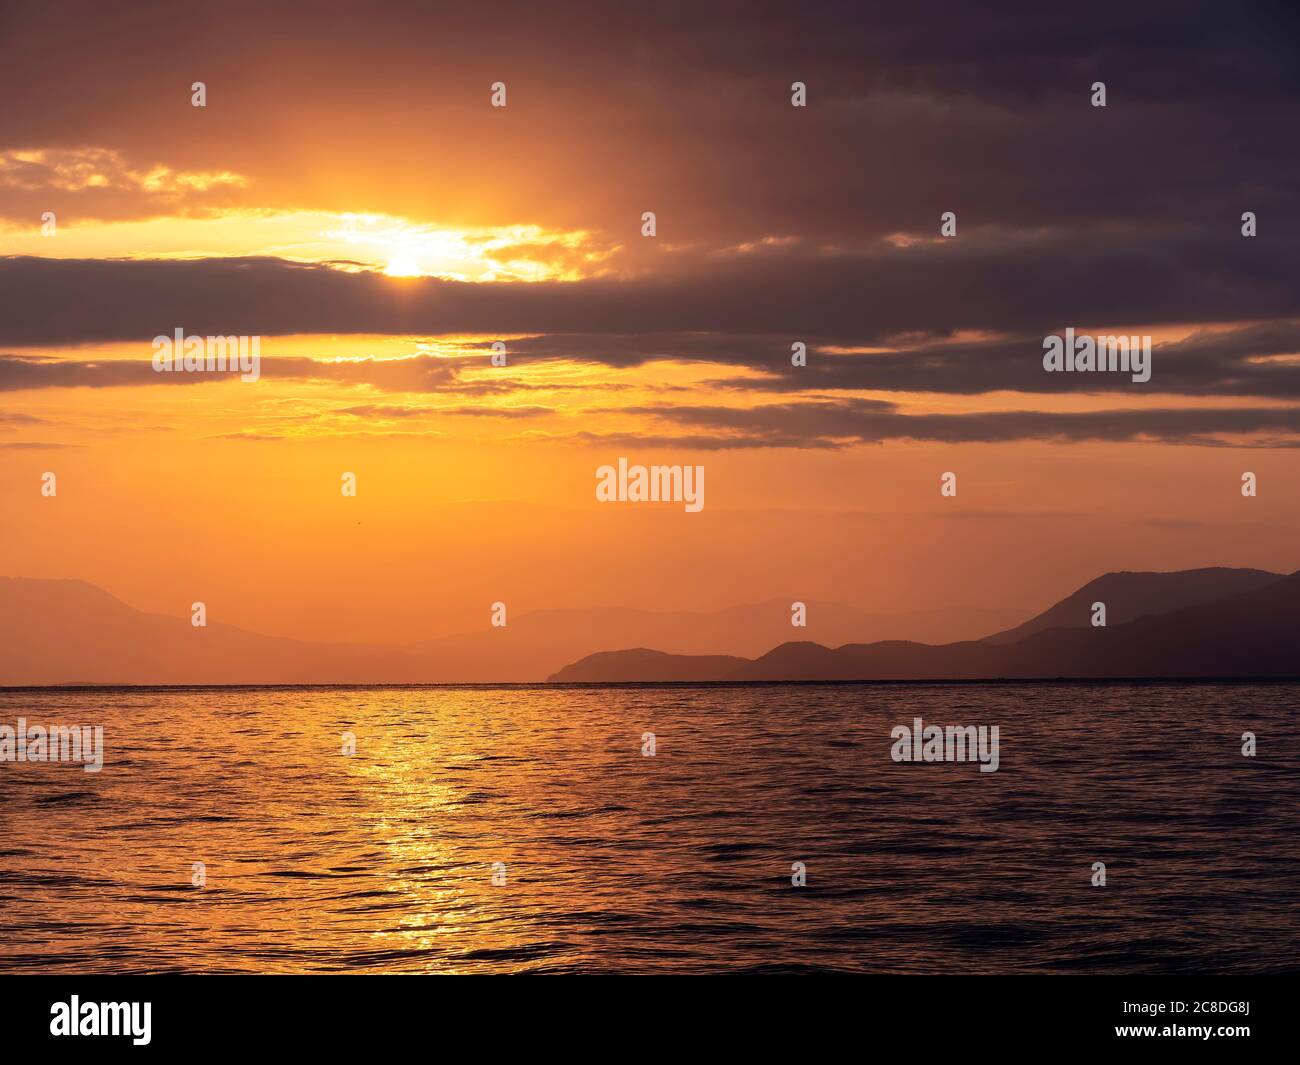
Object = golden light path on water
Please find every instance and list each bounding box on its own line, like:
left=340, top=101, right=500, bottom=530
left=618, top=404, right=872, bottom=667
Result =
left=0, top=683, right=1297, bottom=974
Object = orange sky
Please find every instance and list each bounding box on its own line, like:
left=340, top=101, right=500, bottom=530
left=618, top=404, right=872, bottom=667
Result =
left=4, top=380, right=1297, bottom=643
left=2, top=1, right=1298, bottom=644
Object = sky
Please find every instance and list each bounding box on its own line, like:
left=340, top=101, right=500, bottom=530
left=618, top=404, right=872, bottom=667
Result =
left=1, top=0, right=1299, bottom=645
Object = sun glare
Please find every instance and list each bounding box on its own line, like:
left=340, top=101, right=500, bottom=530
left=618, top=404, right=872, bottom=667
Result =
left=0, top=204, right=611, bottom=282
left=383, top=250, right=423, bottom=277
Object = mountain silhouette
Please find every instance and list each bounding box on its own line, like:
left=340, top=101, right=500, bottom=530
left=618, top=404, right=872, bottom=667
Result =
left=543, top=648, right=750, bottom=683
left=0, top=578, right=1021, bottom=684
left=0, top=577, right=426, bottom=685
left=549, top=567, right=1300, bottom=682
left=405, top=598, right=1028, bottom=680
left=982, top=567, right=1282, bottom=644
left=4, top=568, right=1295, bottom=685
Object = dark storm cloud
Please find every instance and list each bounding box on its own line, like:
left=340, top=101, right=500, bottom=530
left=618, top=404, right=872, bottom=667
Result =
left=612, top=399, right=1300, bottom=448
left=0, top=354, right=165, bottom=390
left=477, top=321, right=1300, bottom=400
left=337, top=404, right=553, bottom=419
left=713, top=321, right=1300, bottom=398
left=0, top=1, right=1296, bottom=239
left=0, top=350, right=453, bottom=392
left=4, top=231, right=1300, bottom=404
left=567, top=430, right=846, bottom=452
left=2, top=223, right=1296, bottom=346
left=3, top=0, right=1297, bottom=453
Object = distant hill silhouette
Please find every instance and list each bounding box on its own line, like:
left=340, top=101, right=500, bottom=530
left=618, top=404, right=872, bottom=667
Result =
left=549, top=567, right=1300, bottom=682
left=0, top=577, right=426, bottom=685
left=0, top=577, right=1022, bottom=684
left=5, top=569, right=1295, bottom=685
left=546, top=648, right=750, bottom=683
left=406, top=598, right=1028, bottom=680
left=982, top=567, right=1282, bottom=644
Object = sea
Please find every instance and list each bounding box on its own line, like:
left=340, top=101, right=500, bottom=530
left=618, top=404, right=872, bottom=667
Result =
left=1, top=683, right=1296, bottom=974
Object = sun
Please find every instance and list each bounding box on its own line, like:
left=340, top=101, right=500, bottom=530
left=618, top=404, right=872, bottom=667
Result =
left=384, top=250, right=422, bottom=277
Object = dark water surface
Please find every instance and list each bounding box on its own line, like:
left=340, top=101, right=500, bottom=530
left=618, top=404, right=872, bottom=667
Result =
left=1, top=683, right=1296, bottom=974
